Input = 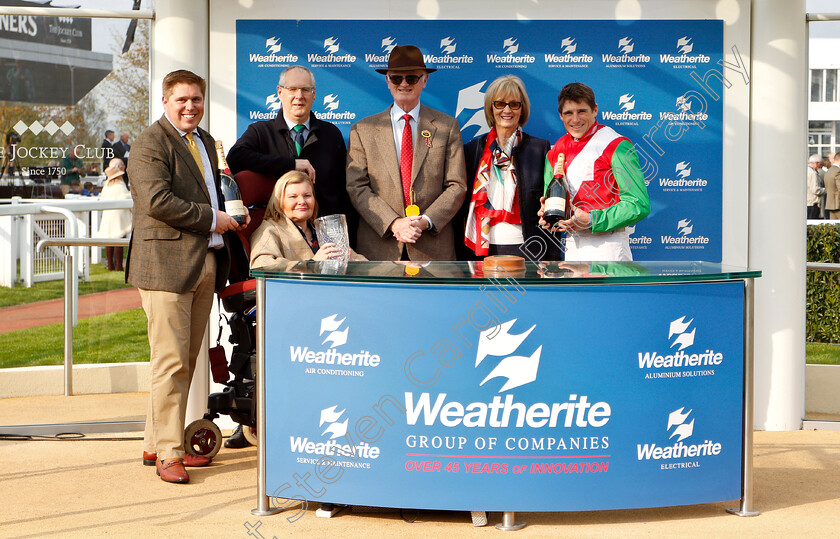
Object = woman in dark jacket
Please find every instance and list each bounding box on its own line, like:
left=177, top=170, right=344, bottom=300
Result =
left=457, top=75, right=563, bottom=261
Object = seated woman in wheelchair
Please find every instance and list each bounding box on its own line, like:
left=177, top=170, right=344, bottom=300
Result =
left=249, top=170, right=364, bottom=269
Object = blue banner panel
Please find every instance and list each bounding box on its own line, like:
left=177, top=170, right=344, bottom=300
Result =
left=264, top=279, right=744, bottom=511
left=235, top=19, right=723, bottom=262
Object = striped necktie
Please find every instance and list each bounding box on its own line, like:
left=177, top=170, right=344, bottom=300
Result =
left=292, top=124, right=305, bottom=155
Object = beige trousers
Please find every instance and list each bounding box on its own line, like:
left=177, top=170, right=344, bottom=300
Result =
left=140, top=251, right=216, bottom=461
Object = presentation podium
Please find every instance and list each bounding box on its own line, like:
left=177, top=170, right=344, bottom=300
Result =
left=250, top=261, right=760, bottom=524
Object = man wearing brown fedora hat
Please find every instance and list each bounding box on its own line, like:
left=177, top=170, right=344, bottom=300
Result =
left=347, top=44, right=466, bottom=261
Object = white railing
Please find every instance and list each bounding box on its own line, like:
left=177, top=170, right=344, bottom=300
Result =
left=0, top=197, right=133, bottom=289
left=35, top=237, right=131, bottom=396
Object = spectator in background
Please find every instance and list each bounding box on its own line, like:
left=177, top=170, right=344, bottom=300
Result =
left=101, top=130, right=115, bottom=171
left=68, top=179, right=82, bottom=194
left=98, top=158, right=132, bottom=271
left=113, top=131, right=131, bottom=186
left=82, top=181, right=94, bottom=196
left=807, top=154, right=825, bottom=220
left=824, top=153, right=840, bottom=220
left=61, top=146, right=85, bottom=193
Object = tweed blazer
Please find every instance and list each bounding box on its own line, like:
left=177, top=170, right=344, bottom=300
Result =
left=126, top=115, right=230, bottom=293
left=346, top=104, right=467, bottom=261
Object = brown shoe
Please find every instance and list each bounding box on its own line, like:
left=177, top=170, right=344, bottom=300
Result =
left=143, top=451, right=212, bottom=467
left=156, top=459, right=189, bottom=483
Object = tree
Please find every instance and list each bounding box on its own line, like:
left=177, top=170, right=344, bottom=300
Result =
left=98, top=19, right=150, bottom=140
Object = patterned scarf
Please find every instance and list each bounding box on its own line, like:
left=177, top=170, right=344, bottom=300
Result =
left=464, top=128, right=521, bottom=256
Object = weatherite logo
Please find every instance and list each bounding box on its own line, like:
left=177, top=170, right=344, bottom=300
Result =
left=405, top=319, right=612, bottom=428
left=657, top=161, right=708, bottom=191
left=636, top=407, right=721, bottom=468
left=475, top=319, right=541, bottom=393
left=314, top=93, right=356, bottom=123
left=307, top=36, right=356, bottom=65
left=661, top=219, right=711, bottom=249
left=660, top=36, right=711, bottom=65
left=600, top=93, right=653, bottom=123
left=456, top=80, right=490, bottom=139
left=364, top=37, right=398, bottom=65
left=545, top=36, right=593, bottom=67
left=319, top=405, right=349, bottom=438
left=249, top=36, right=298, bottom=63
left=288, top=313, right=381, bottom=371
left=485, top=37, right=536, bottom=66
left=659, top=93, right=710, bottom=123
left=600, top=36, right=651, bottom=65
left=423, top=37, right=474, bottom=68
left=288, top=405, right=381, bottom=460
left=638, top=316, right=722, bottom=379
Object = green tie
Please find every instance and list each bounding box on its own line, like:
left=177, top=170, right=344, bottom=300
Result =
left=292, top=124, right=305, bottom=156
left=185, top=133, right=204, bottom=177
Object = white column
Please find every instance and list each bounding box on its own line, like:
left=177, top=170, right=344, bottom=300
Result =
left=749, top=0, right=807, bottom=430
left=150, top=0, right=210, bottom=128
left=151, top=0, right=212, bottom=426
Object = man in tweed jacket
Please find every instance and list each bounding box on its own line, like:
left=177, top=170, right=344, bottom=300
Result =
left=127, top=70, right=247, bottom=484
left=346, top=45, right=466, bottom=261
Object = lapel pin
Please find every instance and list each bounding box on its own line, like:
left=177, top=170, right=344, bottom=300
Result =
left=421, top=130, right=432, bottom=148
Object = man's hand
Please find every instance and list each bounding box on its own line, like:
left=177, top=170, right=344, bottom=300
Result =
left=214, top=206, right=251, bottom=233
left=391, top=216, right=424, bottom=243
left=539, top=205, right=591, bottom=233
left=295, top=159, right=316, bottom=182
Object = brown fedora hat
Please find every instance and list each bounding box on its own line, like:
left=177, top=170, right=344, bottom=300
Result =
left=375, top=45, right=436, bottom=74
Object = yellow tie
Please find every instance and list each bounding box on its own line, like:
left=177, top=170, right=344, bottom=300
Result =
left=185, top=133, right=204, bottom=177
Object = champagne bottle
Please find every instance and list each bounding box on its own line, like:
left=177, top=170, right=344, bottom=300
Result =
left=544, top=153, right=568, bottom=224
left=215, top=141, right=247, bottom=225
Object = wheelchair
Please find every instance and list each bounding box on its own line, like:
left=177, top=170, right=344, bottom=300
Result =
left=184, top=171, right=276, bottom=458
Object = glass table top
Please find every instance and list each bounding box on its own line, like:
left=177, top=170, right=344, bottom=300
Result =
left=250, top=260, right=761, bottom=285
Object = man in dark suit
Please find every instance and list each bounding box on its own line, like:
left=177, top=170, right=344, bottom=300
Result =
left=101, top=130, right=115, bottom=172
left=112, top=131, right=131, bottom=186
left=346, top=45, right=466, bottom=261
left=113, top=131, right=131, bottom=167
left=227, top=65, right=355, bottom=241
left=127, top=69, right=248, bottom=484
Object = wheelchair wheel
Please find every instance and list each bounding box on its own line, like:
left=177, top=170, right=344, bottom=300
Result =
left=185, top=419, right=222, bottom=458
left=243, top=425, right=258, bottom=446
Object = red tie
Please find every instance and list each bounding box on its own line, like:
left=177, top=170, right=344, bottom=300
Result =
left=400, top=114, right=413, bottom=207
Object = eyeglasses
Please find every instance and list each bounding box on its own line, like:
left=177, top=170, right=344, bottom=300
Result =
left=493, top=100, right=522, bottom=110
left=388, top=74, right=422, bottom=85
left=280, top=86, right=315, bottom=95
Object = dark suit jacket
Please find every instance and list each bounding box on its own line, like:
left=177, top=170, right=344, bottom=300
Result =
left=126, top=115, right=230, bottom=293
left=101, top=138, right=113, bottom=170
left=113, top=140, right=130, bottom=165
left=346, top=104, right=467, bottom=261
left=455, top=132, right=563, bottom=261
left=226, top=112, right=356, bottom=240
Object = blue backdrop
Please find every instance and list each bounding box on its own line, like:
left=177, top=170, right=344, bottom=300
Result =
left=236, top=19, right=723, bottom=261
left=264, top=279, right=744, bottom=511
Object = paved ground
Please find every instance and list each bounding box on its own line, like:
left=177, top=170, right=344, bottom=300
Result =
left=0, top=287, right=141, bottom=333
left=0, top=393, right=839, bottom=538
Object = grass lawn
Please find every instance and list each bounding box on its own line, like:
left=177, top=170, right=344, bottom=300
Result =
left=0, top=262, right=131, bottom=308
left=806, top=342, right=840, bottom=365
left=0, top=308, right=149, bottom=368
